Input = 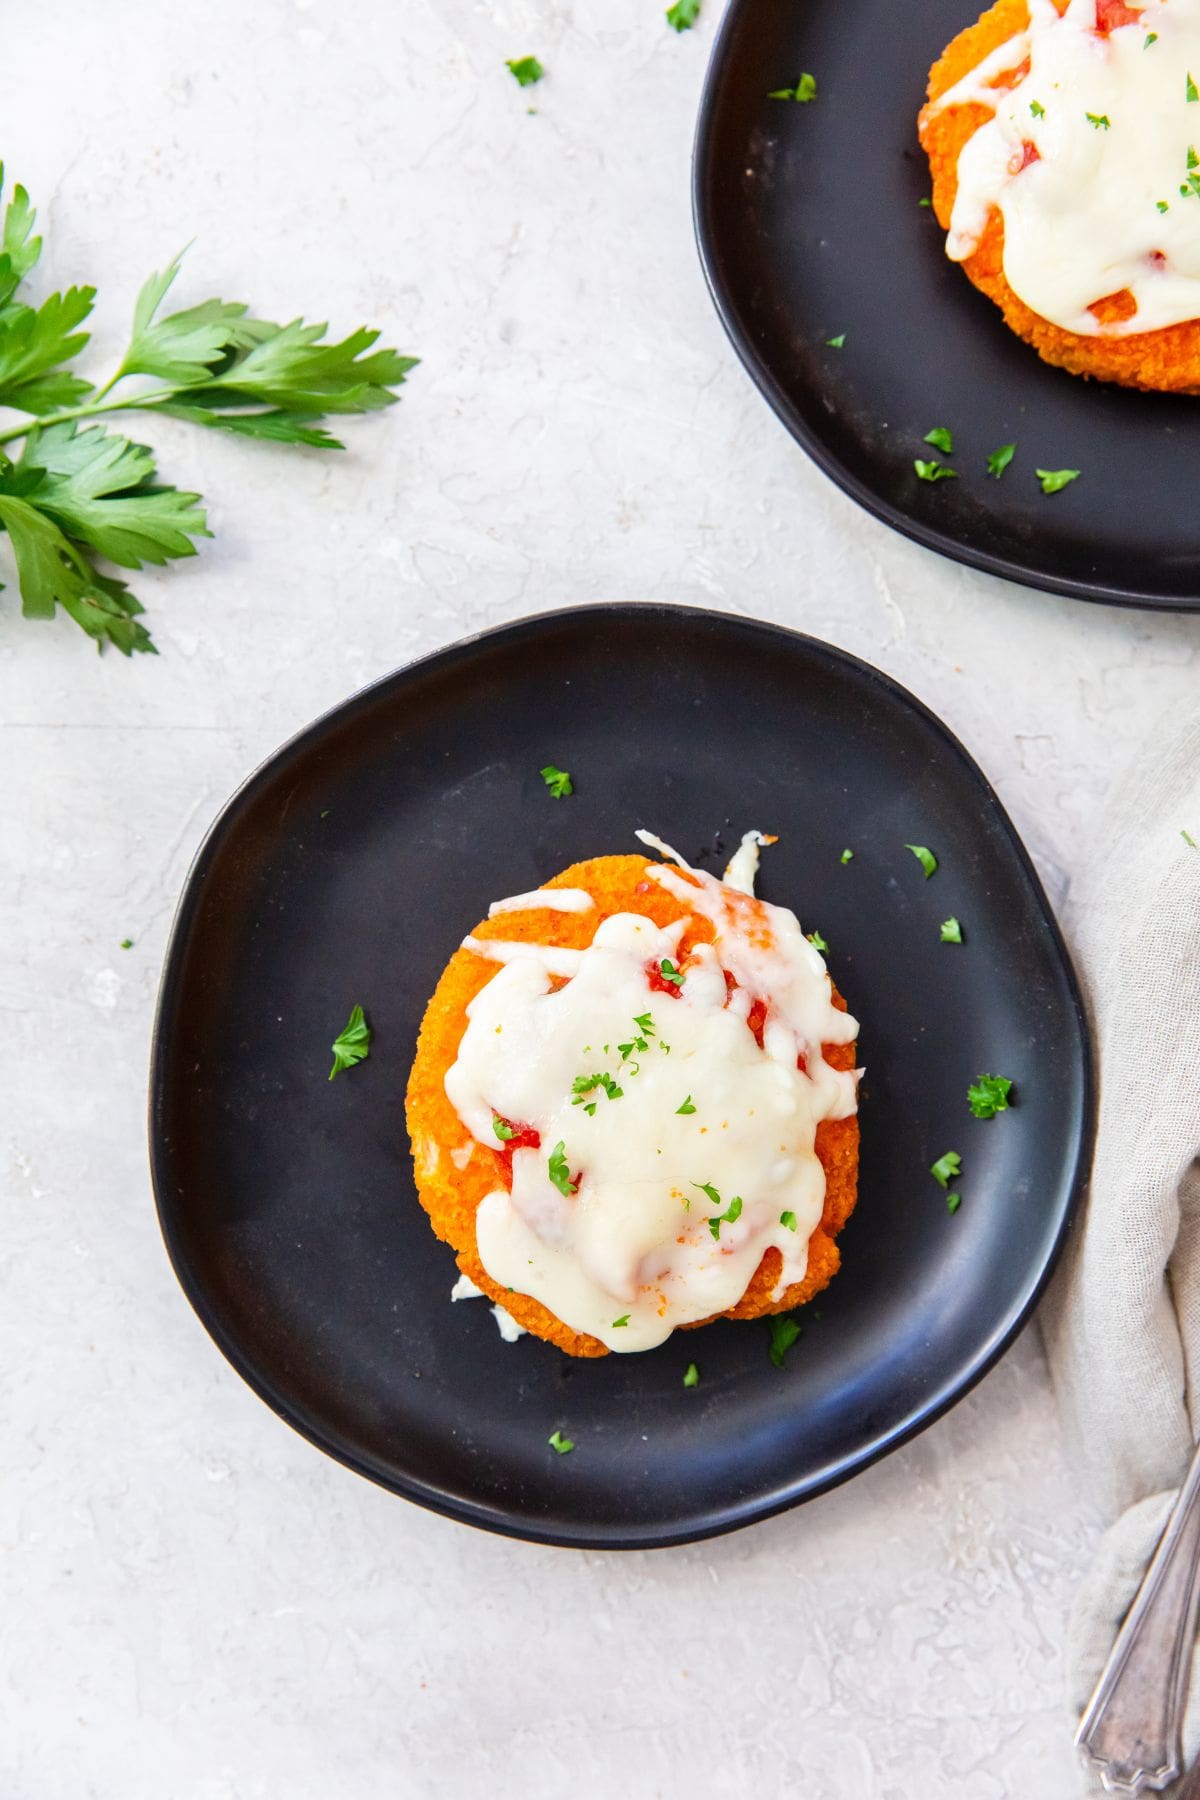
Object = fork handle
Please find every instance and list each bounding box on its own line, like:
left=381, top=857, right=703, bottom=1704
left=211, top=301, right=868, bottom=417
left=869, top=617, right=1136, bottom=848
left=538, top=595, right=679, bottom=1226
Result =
left=1076, top=1440, right=1200, bottom=1794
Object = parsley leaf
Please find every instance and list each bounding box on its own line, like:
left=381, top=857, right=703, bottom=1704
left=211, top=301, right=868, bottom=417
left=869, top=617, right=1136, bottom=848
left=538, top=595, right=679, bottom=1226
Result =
left=1145, top=31, right=1158, bottom=46
left=120, top=938, right=133, bottom=950
left=946, top=1192, right=962, bottom=1215
left=1158, top=200, right=1170, bottom=213
left=1036, top=467, right=1080, bottom=494
left=1030, top=100, right=1045, bottom=118
left=968, top=1073, right=1013, bottom=1118
left=1086, top=112, right=1111, bottom=130
left=905, top=843, right=938, bottom=879
left=683, top=1362, right=699, bottom=1388
left=923, top=426, right=953, bottom=454
left=16, top=421, right=208, bottom=568
left=806, top=929, right=829, bottom=954
left=329, top=1004, right=371, bottom=1080
left=840, top=848, right=854, bottom=863
left=612, top=1315, right=630, bottom=1328
left=1183, top=829, right=1197, bottom=848
left=914, top=458, right=957, bottom=482
left=493, top=1116, right=517, bottom=1141
left=540, top=763, right=573, bottom=798
left=547, top=1429, right=574, bottom=1455
left=769, top=72, right=817, bottom=102
left=665, top=0, right=701, bottom=29
left=780, top=1210, right=798, bottom=1231
left=930, top=1150, right=961, bottom=1189
left=0, top=285, right=95, bottom=415
left=940, top=917, right=963, bottom=944
left=676, top=1095, right=697, bottom=1114
left=1189, top=72, right=1199, bottom=102
left=693, top=1181, right=721, bottom=1207
left=707, top=1194, right=743, bottom=1240
left=826, top=333, right=846, bottom=347
left=632, top=1012, right=656, bottom=1034
left=768, top=1315, right=801, bottom=1368
left=507, top=56, right=544, bottom=87
left=659, top=957, right=685, bottom=986
left=987, top=442, right=1016, bottom=478
left=547, top=1141, right=579, bottom=1196
left=572, top=1071, right=622, bottom=1106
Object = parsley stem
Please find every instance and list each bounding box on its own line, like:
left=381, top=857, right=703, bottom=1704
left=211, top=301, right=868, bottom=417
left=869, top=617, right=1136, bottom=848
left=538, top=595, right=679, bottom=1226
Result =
left=0, top=386, right=181, bottom=445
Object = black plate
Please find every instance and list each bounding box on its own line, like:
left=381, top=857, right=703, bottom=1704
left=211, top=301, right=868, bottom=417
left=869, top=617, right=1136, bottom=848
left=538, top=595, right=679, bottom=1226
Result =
left=694, top=0, right=1200, bottom=610
left=150, top=604, right=1092, bottom=1548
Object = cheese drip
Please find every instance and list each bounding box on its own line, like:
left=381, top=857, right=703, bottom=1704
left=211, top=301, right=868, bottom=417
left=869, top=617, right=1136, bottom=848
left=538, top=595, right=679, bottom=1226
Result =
left=444, top=833, right=860, bottom=1352
left=933, top=0, right=1200, bottom=335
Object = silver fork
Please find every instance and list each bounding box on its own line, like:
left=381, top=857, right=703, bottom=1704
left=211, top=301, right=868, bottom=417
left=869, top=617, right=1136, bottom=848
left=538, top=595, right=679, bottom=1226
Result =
left=1077, top=1440, right=1200, bottom=1794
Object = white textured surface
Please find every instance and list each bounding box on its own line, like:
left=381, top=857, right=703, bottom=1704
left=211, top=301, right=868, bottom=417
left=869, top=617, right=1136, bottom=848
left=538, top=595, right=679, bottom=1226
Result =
left=2, top=2, right=1199, bottom=1796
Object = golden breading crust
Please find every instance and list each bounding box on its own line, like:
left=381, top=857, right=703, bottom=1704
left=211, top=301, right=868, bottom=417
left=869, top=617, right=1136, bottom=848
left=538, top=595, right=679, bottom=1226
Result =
left=405, top=853, right=860, bottom=1357
left=918, top=0, right=1200, bottom=392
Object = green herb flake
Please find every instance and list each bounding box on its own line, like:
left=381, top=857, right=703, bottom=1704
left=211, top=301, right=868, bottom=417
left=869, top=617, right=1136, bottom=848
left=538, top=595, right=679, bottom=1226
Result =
left=683, top=1362, right=700, bottom=1388
left=659, top=957, right=685, bottom=986
left=540, top=763, right=573, bottom=798
left=707, top=1194, right=743, bottom=1240
left=612, top=1315, right=630, bottom=1328
left=329, top=1004, right=371, bottom=1081
left=506, top=56, right=544, bottom=87
left=769, top=71, right=817, bottom=102
left=931, top=1150, right=962, bottom=1189
left=924, top=426, right=953, bottom=455
left=693, top=1181, right=721, bottom=1207
left=914, top=459, right=957, bottom=482
left=806, top=929, right=830, bottom=954
left=906, top=843, right=938, bottom=879
left=547, top=1140, right=578, bottom=1196
left=987, top=442, right=1016, bottom=478
left=547, top=1429, right=574, bottom=1455
left=666, top=0, right=701, bottom=29
left=1145, top=31, right=1159, bottom=46
left=826, top=333, right=846, bottom=347
left=1086, top=112, right=1111, bottom=130
left=119, top=937, right=133, bottom=949
left=940, top=917, right=963, bottom=944
left=1183, top=829, right=1197, bottom=848
left=1158, top=200, right=1170, bottom=213
left=780, top=1210, right=798, bottom=1232
left=918, top=196, right=933, bottom=207
left=968, top=1073, right=1014, bottom=1119
left=493, top=1116, right=517, bottom=1141
left=1030, top=99, right=1045, bottom=118
left=840, top=847, right=854, bottom=863
left=946, top=1192, right=962, bottom=1215
left=1190, top=147, right=1199, bottom=170
left=1036, top=467, right=1080, bottom=494
left=676, top=1095, right=697, bottom=1115
left=768, top=1315, right=801, bottom=1369
left=1189, top=72, right=1199, bottom=102
left=633, top=1012, right=656, bottom=1034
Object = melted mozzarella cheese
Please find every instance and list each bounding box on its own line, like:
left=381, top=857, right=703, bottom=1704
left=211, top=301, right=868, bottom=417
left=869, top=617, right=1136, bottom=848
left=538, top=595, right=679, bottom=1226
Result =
left=933, top=0, right=1200, bottom=335
left=488, top=887, right=595, bottom=918
left=443, top=833, right=860, bottom=1353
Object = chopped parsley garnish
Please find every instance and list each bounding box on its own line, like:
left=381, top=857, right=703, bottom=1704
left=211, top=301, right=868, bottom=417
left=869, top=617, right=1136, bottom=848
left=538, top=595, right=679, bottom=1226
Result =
left=1184, top=829, right=1197, bottom=848
left=806, top=929, right=830, bottom=954
left=1190, top=147, right=1199, bottom=170
left=676, top=1095, right=697, bottom=1114
left=493, top=1116, right=517, bottom=1141
left=930, top=1150, right=961, bottom=1189
left=768, top=1315, right=801, bottom=1368
left=905, top=843, right=938, bottom=879
left=694, top=1181, right=721, bottom=1206
left=571, top=1071, right=623, bottom=1108
left=923, top=426, right=953, bottom=454
left=612, top=1315, right=630, bottom=1328
left=1189, top=72, right=1199, bottom=102
left=633, top=1012, right=656, bottom=1034
left=1158, top=200, right=1170, bottom=213
left=683, top=1362, right=700, bottom=1388
left=329, top=1004, right=371, bottom=1081
left=119, top=937, right=133, bottom=949
left=1145, top=31, right=1158, bottom=47
left=987, top=442, right=1016, bottom=478
left=940, top=917, right=963, bottom=944
left=1036, top=467, right=1080, bottom=494
left=826, top=333, right=846, bottom=347
left=1086, top=112, right=1111, bottom=130
left=968, top=1073, right=1014, bottom=1118
left=840, top=848, right=854, bottom=863
left=707, top=1195, right=743, bottom=1240
left=919, top=196, right=932, bottom=207
left=659, top=957, right=685, bottom=986
left=1030, top=100, right=1045, bottom=118
left=769, top=72, right=817, bottom=102
left=780, top=1210, right=798, bottom=1232
left=547, top=1140, right=578, bottom=1196
left=507, top=56, right=544, bottom=87
left=539, top=763, right=573, bottom=798
left=547, top=1429, right=574, bottom=1455
left=914, top=458, right=957, bottom=482
left=665, top=0, right=701, bottom=29
left=946, top=1192, right=962, bottom=1215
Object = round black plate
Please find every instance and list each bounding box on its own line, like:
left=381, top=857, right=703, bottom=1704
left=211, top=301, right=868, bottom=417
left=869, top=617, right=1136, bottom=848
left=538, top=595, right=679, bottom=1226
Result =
left=150, top=604, right=1092, bottom=1548
left=694, top=0, right=1200, bottom=610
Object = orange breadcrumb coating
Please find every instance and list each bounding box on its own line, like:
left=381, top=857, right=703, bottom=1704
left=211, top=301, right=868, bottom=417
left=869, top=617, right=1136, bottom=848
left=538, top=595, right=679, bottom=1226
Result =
left=918, top=0, right=1200, bottom=391
left=405, top=854, right=860, bottom=1358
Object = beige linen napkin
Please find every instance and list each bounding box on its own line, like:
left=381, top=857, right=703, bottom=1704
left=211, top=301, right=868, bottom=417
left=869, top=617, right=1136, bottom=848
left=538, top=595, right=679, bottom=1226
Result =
left=1041, top=713, right=1200, bottom=1789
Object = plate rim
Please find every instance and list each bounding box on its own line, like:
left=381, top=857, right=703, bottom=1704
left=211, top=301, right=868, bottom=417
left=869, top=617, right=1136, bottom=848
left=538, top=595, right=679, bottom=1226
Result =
left=148, top=600, right=1096, bottom=1549
left=691, top=0, right=1195, bottom=614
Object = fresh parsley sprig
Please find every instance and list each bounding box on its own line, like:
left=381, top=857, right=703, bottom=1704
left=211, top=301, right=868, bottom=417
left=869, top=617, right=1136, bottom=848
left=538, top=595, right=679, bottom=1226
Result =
left=0, top=164, right=416, bottom=656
